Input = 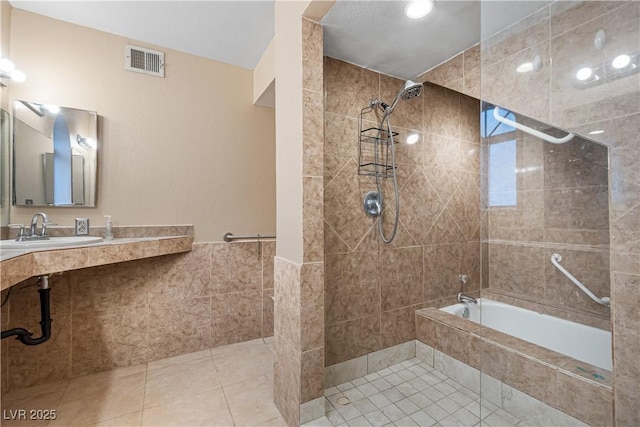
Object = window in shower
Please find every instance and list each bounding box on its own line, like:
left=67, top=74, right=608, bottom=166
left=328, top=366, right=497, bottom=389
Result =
left=481, top=105, right=515, bottom=138
left=482, top=105, right=517, bottom=207
left=488, top=140, right=517, bottom=206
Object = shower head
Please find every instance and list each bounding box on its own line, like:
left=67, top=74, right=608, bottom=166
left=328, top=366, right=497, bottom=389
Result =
left=400, top=79, right=423, bottom=100
left=388, top=79, right=423, bottom=113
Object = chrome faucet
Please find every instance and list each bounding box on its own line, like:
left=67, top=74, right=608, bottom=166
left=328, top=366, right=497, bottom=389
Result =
left=29, top=212, right=51, bottom=240
left=457, top=293, right=477, bottom=305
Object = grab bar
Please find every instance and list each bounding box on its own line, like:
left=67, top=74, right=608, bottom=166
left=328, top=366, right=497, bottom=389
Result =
left=223, top=232, right=276, bottom=242
left=550, top=253, right=610, bottom=307
left=493, top=106, right=574, bottom=144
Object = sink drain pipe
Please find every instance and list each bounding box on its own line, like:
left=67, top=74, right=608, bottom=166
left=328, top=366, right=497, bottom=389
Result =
left=1, top=275, right=52, bottom=345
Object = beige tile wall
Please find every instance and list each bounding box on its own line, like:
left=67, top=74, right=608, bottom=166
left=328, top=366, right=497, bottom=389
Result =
left=419, top=1, right=640, bottom=422
left=418, top=45, right=480, bottom=99
left=484, top=124, right=611, bottom=328
left=416, top=308, right=613, bottom=426
left=323, top=57, right=481, bottom=367
left=417, top=2, right=639, bottom=422
left=0, top=240, right=275, bottom=393
left=473, top=1, right=635, bottom=424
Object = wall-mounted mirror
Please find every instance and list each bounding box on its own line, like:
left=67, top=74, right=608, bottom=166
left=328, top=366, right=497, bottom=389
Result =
left=13, top=100, right=97, bottom=207
left=1, top=109, right=10, bottom=225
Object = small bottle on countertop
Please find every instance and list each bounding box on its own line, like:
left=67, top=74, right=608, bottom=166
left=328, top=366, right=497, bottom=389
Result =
left=104, top=215, right=113, bottom=240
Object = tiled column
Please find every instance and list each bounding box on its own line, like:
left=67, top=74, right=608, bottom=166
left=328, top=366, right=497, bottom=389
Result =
left=273, top=3, right=326, bottom=426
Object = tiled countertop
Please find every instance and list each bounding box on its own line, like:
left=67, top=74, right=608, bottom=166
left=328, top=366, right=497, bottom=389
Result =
left=0, top=235, right=193, bottom=290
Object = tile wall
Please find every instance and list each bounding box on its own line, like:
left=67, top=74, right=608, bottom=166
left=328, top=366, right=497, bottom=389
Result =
left=485, top=124, right=611, bottom=330
left=323, top=57, right=481, bottom=367
left=418, top=44, right=480, bottom=100
left=273, top=17, right=326, bottom=427
left=423, top=1, right=639, bottom=424
left=0, top=240, right=275, bottom=394
left=416, top=308, right=613, bottom=426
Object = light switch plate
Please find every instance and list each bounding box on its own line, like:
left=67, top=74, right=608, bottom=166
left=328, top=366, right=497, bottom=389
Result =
left=75, top=218, right=89, bottom=236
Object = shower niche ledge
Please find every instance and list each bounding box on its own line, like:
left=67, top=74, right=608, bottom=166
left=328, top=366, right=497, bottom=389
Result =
left=0, top=229, right=193, bottom=290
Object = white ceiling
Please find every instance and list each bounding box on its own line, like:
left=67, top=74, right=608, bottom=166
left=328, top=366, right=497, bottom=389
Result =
left=322, top=0, right=551, bottom=80
left=8, top=0, right=275, bottom=70
left=9, top=0, right=549, bottom=79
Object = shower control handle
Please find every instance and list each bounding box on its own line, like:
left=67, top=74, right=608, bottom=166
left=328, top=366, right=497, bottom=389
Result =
left=363, top=191, right=382, bottom=217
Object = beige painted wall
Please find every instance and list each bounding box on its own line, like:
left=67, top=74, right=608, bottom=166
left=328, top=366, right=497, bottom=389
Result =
left=274, top=0, right=307, bottom=262
left=6, top=8, right=276, bottom=242
left=0, top=0, right=10, bottom=113
left=253, top=38, right=275, bottom=107
left=0, top=1, right=11, bottom=227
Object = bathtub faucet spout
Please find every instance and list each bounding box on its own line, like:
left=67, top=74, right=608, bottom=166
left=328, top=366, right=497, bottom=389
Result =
left=457, top=293, right=477, bottom=305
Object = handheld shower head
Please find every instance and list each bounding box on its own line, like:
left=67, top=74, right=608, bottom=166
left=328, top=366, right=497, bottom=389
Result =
left=388, top=79, right=423, bottom=113
left=400, top=80, right=423, bottom=100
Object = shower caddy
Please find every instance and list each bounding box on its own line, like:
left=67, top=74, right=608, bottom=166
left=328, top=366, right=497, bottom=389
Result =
left=357, top=104, right=398, bottom=178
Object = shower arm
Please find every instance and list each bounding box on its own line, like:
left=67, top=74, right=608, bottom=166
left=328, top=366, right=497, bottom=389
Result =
left=493, top=106, right=575, bottom=144
left=550, top=253, right=610, bottom=307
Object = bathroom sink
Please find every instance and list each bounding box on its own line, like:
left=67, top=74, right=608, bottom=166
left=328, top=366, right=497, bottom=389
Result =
left=0, top=236, right=104, bottom=250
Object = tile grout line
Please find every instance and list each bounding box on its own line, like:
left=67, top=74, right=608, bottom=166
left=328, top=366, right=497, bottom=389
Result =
left=139, top=358, right=150, bottom=422
left=210, top=353, right=238, bottom=426
left=318, top=357, right=523, bottom=427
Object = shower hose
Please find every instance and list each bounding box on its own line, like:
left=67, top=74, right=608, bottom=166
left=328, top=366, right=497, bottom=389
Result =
left=374, top=109, right=400, bottom=243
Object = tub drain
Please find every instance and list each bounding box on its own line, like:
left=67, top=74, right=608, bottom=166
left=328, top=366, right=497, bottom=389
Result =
left=335, top=396, right=351, bottom=406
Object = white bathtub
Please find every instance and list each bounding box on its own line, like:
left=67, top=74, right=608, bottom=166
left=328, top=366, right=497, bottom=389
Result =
left=441, top=298, right=612, bottom=371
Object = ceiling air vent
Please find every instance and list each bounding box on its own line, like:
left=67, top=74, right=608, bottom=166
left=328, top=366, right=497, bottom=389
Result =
left=125, top=44, right=164, bottom=77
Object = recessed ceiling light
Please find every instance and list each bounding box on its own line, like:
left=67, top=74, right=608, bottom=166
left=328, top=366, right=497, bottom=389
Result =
left=405, top=0, right=434, bottom=19
left=589, top=130, right=605, bottom=135
left=576, top=67, right=592, bottom=81
left=612, top=54, right=631, bottom=69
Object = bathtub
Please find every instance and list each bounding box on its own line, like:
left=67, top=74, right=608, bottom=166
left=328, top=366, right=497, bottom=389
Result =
left=441, top=298, right=612, bottom=371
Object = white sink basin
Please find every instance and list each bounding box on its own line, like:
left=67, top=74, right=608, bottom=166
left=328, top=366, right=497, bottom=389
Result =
left=0, top=236, right=104, bottom=250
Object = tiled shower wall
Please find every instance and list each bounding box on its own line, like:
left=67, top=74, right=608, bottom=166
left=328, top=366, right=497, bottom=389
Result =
left=484, top=125, right=611, bottom=330
left=323, top=57, right=481, bottom=367
left=423, top=1, right=639, bottom=424
left=0, top=240, right=275, bottom=394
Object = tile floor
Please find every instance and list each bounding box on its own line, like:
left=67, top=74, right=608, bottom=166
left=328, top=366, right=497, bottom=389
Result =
left=2, top=339, right=522, bottom=427
left=304, top=358, right=522, bottom=427
left=1, top=337, right=282, bottom=427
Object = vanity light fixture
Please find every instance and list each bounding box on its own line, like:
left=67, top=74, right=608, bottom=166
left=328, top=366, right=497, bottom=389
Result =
left=44, top=105, right=60, bottom=114
left=406, top=133, right=419, bottom=145
left=77, top=134, right=96, bottom=150
left=0, top=58, right=26, bottom=85
left=405, top=0, right=434, bottom=19
left=8, top=69, right=26, bottom=83
left=0, top=58, right=13, bottom=72
left=516, top=55, right=541, bottom=73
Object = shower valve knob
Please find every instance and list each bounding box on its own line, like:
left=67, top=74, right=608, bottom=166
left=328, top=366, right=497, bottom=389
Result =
left=363, top=191, right=382, bottom=217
